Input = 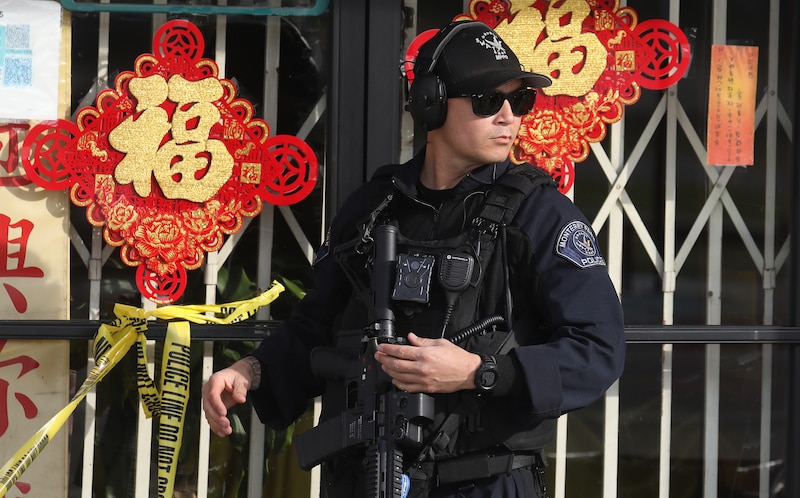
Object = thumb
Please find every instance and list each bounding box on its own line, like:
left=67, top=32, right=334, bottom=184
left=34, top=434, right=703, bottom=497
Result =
left=406, top=332, right=436, bottom=347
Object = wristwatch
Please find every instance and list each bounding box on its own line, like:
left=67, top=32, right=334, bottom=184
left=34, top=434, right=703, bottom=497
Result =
left=474, top=353, right=499, bottom=394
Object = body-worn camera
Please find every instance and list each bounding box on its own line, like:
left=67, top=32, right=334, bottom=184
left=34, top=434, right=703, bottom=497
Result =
left=392, top=253, right=435, bottom=303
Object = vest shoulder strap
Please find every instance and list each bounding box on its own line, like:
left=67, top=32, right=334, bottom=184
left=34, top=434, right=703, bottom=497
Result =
left=474, top=163, right=557, bottom=236
left=469, top=164, right=556, bottom=351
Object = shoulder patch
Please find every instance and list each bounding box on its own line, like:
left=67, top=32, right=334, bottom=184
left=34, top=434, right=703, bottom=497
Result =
left=555, top=221, right=606, bottom=268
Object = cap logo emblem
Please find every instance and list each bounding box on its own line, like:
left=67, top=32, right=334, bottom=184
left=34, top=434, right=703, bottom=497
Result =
left=475, top=32, right=508, bottom=61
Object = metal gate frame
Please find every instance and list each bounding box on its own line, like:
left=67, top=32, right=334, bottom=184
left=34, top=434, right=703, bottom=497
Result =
left=564, top=0, right=799, bottom=497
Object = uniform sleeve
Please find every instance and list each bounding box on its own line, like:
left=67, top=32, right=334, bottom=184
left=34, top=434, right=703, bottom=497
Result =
left=511, top=187, right=626, bottom=419
left=245, top=190, right=367, bottom=430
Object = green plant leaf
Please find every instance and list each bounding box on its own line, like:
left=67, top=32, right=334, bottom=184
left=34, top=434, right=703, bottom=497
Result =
left=279, top=276, right=307, bottom=299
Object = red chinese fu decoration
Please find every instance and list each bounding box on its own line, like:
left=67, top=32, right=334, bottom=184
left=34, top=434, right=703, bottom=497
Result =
left=22, top=20, right=318, bottom=304
left=408, top=0, right=691, bottom=192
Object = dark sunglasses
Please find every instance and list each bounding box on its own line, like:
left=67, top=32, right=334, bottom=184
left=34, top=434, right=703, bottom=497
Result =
left=459, top=88, right=538, bottom=117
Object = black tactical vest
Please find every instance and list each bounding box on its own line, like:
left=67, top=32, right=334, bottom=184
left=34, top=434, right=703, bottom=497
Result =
left=322, top=162, right=558, bottom=463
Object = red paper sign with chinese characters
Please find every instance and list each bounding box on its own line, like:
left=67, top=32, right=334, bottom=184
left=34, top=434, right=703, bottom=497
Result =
left=706, top=45, right=758, bottom=166
left=0, top=214, right=44, bottom=314
left=0, top=182, right=69, bottom=319
left=21, top=20, right=318, bottom=304
left=407, top=0, right=691, bottom=192
left=0, top=339, right=70, bottom=497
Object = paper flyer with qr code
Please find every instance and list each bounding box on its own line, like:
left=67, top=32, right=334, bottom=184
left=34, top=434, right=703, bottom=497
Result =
left=0, top=0, right=62, bottom=120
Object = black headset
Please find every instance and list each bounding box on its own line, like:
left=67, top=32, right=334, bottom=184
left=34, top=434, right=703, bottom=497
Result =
left=407, top=21, right=481, bottom=131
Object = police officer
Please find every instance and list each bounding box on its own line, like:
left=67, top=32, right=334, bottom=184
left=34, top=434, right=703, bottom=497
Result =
left=203, top=20, right=625, bottom=498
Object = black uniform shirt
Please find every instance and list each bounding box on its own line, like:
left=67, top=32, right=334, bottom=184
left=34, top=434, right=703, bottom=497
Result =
left=246, top=150, right=625, bottom=431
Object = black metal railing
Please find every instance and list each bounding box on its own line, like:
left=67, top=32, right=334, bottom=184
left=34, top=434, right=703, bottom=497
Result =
left=3, top=321, right=800, bottom=343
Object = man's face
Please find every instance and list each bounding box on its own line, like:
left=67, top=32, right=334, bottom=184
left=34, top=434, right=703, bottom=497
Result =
left=431, top=79, right=525, bottom=171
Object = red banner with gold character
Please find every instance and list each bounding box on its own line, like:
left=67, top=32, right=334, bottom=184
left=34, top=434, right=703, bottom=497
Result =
left=407, top=0, right=691, bottom=192
left=21, top=20, right=318, bottom=304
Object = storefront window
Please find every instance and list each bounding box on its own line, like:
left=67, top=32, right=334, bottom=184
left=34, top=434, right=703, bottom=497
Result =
left=64, top=8, right=328, bottom=497
left=0, top=0, right=796, bottom=496
left=411, top=0, right=796, bottom=497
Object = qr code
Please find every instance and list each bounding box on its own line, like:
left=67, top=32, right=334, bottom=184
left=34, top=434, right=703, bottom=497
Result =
left=3, top=57, right=33, bottom=87
left=5, top=24, right=31, bottom=50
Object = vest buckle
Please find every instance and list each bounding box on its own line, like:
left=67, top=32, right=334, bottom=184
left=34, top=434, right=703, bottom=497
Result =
left=472, top=217, right=498, bottom=239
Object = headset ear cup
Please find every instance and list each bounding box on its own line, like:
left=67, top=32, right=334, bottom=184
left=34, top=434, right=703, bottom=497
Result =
left=408, top=73, right=448, bottom=130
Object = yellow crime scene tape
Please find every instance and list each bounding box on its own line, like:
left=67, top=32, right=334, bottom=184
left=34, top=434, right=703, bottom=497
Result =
left=0, top=280, right=284, bottom=497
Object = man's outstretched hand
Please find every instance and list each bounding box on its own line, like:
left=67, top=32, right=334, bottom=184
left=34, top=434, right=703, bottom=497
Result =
left=201, top=359, right=254, bottom=437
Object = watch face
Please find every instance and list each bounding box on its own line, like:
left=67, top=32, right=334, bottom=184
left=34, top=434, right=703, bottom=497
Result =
left=477, top=354, right=498, bottom=392
left=479, top=370, right=497, bottom=388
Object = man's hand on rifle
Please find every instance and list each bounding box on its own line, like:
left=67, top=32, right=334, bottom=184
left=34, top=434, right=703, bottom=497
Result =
left=201, top=358, right=255, bottom=437
left=374, top=332, right=482, bottom=394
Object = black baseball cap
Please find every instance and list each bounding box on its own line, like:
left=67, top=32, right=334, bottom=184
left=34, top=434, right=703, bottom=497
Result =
left=415, top=20, right=552, bottom=95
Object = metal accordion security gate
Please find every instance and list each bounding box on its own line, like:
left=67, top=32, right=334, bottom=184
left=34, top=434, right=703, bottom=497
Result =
left=551, top=0, right=798, bottom=497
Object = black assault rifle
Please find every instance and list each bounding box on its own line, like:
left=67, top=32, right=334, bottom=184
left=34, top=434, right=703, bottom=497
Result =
left=294, top=224, right=435, bottom=498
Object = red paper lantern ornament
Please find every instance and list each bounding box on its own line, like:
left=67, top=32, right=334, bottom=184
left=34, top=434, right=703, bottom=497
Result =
left=136, top=266, right=188, bottom=306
